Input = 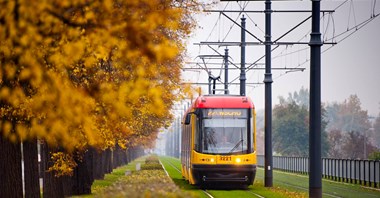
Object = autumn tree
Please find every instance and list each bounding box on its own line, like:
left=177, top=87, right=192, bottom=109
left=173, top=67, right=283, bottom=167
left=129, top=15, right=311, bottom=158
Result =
left=325, top=95, right=374, bottom=158
left=340, top=131, right=377, bottom=159
left=273, top=89, right=329, bottom=157
left=1, top=0, right=202, bottom=197
left=326, top=95, right=371, bottom=133
left=285, top=86, right=309, bottom=109
left=327, top=129, right=344, bottom=158
left=273, top=100, right=309, bottom=156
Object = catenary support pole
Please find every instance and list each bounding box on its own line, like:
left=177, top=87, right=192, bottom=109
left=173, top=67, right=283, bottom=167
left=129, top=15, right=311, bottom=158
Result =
left=309, top=0, right=323, bottom=197
left=264, top=0, right=273, bottom=187
left=240, top=15, right=246, bottom=96
left=208, top=71, right=212, bottom=94
left=224, top=48, right=229, bottom=94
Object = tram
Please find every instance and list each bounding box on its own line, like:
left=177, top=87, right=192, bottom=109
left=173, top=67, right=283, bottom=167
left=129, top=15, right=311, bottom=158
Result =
left=181, top=95, right=257, bottom=186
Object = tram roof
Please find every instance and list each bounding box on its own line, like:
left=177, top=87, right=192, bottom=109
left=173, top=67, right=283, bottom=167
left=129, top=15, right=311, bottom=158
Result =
left=192, top=95, right=254, bottom=109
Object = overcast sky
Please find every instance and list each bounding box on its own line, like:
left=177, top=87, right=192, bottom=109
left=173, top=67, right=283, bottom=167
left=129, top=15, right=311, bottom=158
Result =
left=182, top=0, right=380, bottom=116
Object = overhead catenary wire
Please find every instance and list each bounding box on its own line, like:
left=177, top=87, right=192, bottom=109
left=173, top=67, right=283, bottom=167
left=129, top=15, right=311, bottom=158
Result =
left=185, top=0, right=379, bottom=94
left=270, top=0, right=379, bottom=84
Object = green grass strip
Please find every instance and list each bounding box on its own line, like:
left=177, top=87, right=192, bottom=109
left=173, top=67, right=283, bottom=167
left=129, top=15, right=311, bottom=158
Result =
left=256, top=167, right=380, bottom=198
left=160, top=156, right=207, bottom=198
left=91, top=156, right=147, bottom=195
left=72, top=156, right=148, bottom=197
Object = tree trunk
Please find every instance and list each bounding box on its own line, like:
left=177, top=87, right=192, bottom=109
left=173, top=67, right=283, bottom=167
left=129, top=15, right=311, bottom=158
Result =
left=92, top=148, right=104, bottom=180
left=42, top=143, right=64, bottom=198
left=23, top=139, right=40, bottom=198
left=113, top=145, right=120, bottom=168
left=0, top=135, right=23, bottom=198
left=70, top=149, right=94, bottom=195
left=121, top=149, right=127, bottom=165
left=62, top=176, right=73, bottom=196
left=104, top=149, right=112, bottom=173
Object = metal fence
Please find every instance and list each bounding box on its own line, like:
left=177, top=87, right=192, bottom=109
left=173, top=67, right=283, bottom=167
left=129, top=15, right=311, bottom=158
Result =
left=257, top=155, right=380, bottom=188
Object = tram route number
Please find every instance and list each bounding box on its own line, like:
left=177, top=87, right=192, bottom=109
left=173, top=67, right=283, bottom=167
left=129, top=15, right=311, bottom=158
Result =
left=220, top=156, right=232, bottom=161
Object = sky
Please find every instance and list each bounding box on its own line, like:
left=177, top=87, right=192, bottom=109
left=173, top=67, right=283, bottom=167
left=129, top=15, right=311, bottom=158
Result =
left=182, top=0, right=380, bottom=117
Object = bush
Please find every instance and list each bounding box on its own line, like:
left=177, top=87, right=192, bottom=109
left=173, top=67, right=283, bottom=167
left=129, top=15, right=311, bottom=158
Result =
left=145, top=155, right=160, bottom=164
left=97, top=170, right=193, bottom=198
left=368, top=151, right=380, bottom=160
left=141, top=163, right=163, bottom=170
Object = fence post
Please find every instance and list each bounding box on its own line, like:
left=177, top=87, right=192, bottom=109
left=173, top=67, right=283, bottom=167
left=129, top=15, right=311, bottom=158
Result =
left=376, top=161, right=379, bottom=188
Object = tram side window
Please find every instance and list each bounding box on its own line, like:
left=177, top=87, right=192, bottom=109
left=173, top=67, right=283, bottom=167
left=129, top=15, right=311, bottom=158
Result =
left=194, top=117, right=200, bottom=152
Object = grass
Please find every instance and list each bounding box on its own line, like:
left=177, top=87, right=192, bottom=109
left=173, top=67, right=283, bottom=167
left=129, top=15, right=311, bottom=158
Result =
left=73, top=156, right=147, bottom=197
left=77, top=155, right=194, bottom=198
left=159, top=156, right=206, bottom=198
left=255, top=167, right=380, bottom=198
left=92, top=155, right=194, bottom=198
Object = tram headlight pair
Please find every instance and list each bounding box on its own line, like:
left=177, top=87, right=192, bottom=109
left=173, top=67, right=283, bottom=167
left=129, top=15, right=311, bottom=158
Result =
left=200, top=157, right=215, bottom=163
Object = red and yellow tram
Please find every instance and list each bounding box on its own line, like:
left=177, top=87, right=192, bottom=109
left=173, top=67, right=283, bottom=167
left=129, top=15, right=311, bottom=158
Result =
left=181, top=95, right=257, bottom=186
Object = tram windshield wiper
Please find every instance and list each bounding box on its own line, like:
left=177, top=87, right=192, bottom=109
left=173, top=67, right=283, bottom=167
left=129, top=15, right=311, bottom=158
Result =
left=229, top=129, right=244, bottom=154
left=229, top=139, right=243, bottom=153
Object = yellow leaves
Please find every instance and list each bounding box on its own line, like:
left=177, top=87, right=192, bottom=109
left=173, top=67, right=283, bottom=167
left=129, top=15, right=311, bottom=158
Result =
left=0, top=86, right=10, bottom=99
left=103, top=0, right=113, bottom=12
left=19, top=68, right=32, bottom=80
left=84, top=56, right=97, bottom=68
left=2, top=121, right=12, bottom=138
left=48, top=152, right=77, bottom=177
left=84, top=10, right=95, bottom=21
left=94, top=46, right=109, bottom=60
left=181, top=83, right=199, bottom=100
left=0, top=42, right=11, bottom=57
left=30, top=119, right=47, bottom=138
left=1, top=0, right=202, bottom=176
left=16, top=124, right=28, bottom=141
left=148, top=87, right=165, bottom=115
left=150, top=40, right=179, bottom=63
left=4, top=63, right=16, bottom=80
left=62, top=40, right=85, bottom=66
left=1, top=87, right=25, bottom=107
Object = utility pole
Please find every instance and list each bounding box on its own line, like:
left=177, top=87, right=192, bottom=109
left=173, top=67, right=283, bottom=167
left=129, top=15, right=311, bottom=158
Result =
left=224, top=48, right=229, bottom=94
left=264, top=0, right=273, bottom=187
left=208, top=70, right=212, bottom=94
left=240, top=15, right=246, bottom=96
left=309, top=0, right=323, bottom=197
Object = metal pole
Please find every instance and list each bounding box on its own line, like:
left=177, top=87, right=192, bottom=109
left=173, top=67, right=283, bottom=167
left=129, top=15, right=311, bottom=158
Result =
left=309, top=0, right=323, bottom=197
left=224, top=48, right=229, bottom=94
left=264, top=0, right=273, bottom=187
left=364, top=131, right=366, bottom=159
left=212, top=79, right=216, bottom=94
left=240, top=16, right=246, bottom=96
left=208, top=71, right=212, bottom=94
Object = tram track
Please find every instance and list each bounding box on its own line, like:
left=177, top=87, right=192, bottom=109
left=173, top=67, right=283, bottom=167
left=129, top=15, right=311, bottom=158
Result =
left=160, top=157, right=267, bottom=198
left=160, top=157, right=215, bottom=198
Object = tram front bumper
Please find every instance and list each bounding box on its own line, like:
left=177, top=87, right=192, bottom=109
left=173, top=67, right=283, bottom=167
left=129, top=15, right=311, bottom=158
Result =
left=191, top=164, right=256, bottom=184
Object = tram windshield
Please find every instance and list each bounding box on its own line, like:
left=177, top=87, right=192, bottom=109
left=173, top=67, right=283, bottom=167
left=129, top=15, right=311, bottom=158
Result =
left=199, top=109, right=250, bottom=154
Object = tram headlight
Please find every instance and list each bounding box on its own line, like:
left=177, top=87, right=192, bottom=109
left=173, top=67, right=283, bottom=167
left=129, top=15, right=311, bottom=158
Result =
left=235, top=158, right=241, bottom=163
left=210, top=158, right=215, bottom=163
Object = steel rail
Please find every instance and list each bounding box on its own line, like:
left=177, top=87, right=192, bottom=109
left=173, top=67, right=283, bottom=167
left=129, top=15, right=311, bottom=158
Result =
left=160, top=158, right=215, bottom=198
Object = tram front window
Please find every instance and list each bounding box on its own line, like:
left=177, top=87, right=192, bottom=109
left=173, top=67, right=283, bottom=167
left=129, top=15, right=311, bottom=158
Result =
left=202, top=118, right=248, bottom=154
